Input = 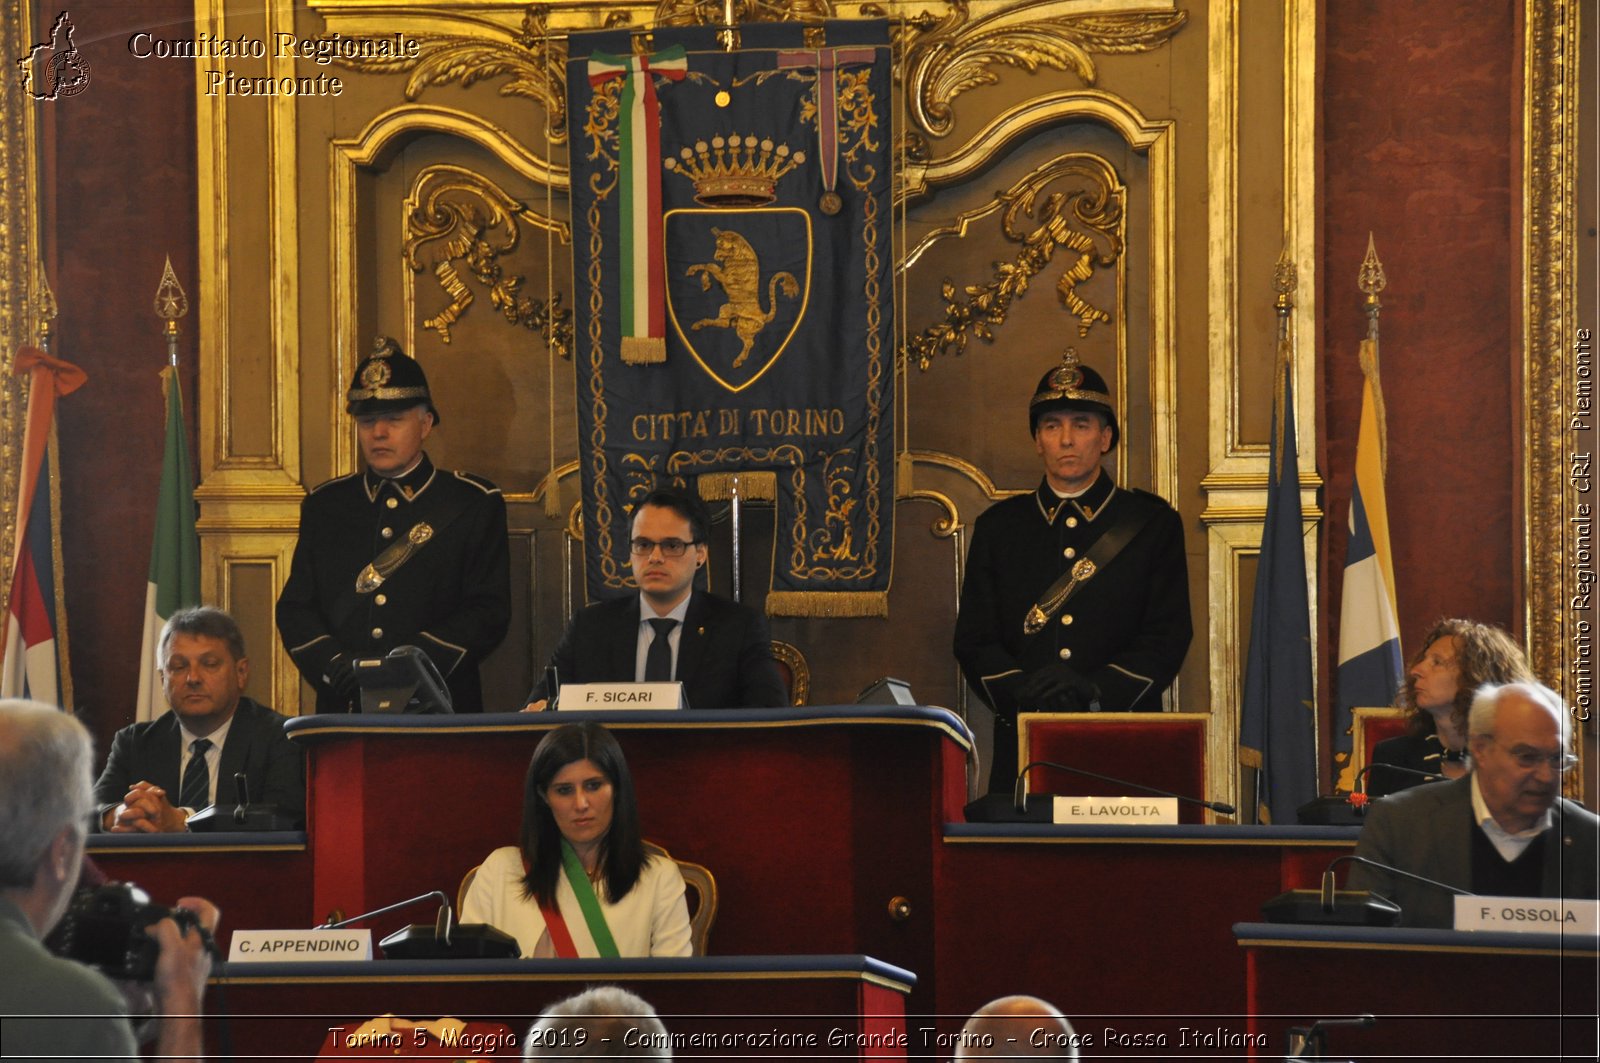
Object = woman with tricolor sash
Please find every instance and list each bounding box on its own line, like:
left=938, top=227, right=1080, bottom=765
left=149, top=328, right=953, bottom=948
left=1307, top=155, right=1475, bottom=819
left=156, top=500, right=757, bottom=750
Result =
left=463, top=722, right=692, bottom=957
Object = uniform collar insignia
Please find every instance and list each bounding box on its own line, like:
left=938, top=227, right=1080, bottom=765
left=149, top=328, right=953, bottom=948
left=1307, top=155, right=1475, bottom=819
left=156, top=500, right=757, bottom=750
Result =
left=364, top=454, right=436, bottom=502
left=1034, top=470, right=1115, bottom=524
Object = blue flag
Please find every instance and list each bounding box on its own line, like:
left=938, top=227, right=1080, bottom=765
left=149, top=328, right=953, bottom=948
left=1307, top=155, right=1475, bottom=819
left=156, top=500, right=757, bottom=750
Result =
left=1238, top=342, right=1317, bottom=823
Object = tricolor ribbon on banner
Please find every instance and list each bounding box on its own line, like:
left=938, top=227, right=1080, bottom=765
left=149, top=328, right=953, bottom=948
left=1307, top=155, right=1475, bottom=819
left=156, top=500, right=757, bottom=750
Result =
left=588, top=45, right=688, bottom=365
left=775, top=46, right=877, bottom=215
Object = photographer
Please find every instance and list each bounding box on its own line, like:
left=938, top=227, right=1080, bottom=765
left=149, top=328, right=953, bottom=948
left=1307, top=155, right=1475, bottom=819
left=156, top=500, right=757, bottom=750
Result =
left=0, top=699, right=218, bottom=1061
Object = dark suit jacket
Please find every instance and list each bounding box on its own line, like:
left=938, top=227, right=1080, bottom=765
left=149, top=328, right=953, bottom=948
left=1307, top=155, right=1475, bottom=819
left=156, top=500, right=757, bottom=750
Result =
left=93, top=697, right=306, bottom=828
left=529, top=591, right=789, bottom=710
left=1349, top=774, right=1600, bottom=927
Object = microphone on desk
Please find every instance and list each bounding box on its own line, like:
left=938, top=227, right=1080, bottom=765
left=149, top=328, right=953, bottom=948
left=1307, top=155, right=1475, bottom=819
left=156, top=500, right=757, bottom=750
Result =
left=1285, top=1013, right=1375, bottom=1060
left=963, top=760, right=1235, bottom=822
left=320, top=889, right=519, bottom=960
left=186, top=773, right=301, bottom=832
left=1296, top=764, right=1447, bottom=825
left=1262, top=853, right=1473, bottom=926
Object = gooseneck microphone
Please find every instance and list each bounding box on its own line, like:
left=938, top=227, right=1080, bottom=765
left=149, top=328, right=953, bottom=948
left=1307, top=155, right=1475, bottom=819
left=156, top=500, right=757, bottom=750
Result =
left=1011, top=759, right=1237, bottom=816
left=319, top=889, right=454, bottom=933
left=1351, top=762, right=1446, bottom=793
left=1320, top=853, right=1475, bottom=911
left=319, top=890, right=518, bottom=959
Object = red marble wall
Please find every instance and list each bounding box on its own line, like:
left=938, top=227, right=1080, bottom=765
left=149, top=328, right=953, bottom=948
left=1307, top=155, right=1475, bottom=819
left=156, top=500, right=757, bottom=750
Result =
left=37, top=0, right=199, bottom=760
left=1319, top=0, right=1520, bottom=773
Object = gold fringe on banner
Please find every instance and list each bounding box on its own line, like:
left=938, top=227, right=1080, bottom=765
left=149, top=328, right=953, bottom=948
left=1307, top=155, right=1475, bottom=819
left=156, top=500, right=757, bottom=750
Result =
left=620, top=337, right=666, bottom=365
left=697, top=471, right=777, bottom=502
left=766, top=590, right=889, bottom=618
left=896, top=450, right=914, bottom=496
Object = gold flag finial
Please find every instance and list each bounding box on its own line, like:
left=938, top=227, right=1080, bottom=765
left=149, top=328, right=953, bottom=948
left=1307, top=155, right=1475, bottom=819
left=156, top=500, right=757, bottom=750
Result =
left=1271, top=247, right=1297, bottom=480
left=36, top=266, right=58, bottom=352
left=1358, top=232, right=1386, bottom=299
left=1273, top=247, right=1298, bottom=311
left=155, top=256, right=189, bottom=367
left=154, top=256, right=189, bottom=329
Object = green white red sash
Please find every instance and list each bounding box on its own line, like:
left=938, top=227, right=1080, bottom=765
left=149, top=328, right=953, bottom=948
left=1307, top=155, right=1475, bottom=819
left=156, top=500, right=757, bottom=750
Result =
left=588, top=46, right=687, bottom=365
left=530, top=841, right=621, bottom=958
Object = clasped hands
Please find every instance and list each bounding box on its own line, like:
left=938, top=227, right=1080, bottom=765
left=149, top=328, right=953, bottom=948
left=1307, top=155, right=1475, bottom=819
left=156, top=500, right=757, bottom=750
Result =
left=1010, top=661, right=1100, bottom=712
left=104, top=780, right=191, bottom=833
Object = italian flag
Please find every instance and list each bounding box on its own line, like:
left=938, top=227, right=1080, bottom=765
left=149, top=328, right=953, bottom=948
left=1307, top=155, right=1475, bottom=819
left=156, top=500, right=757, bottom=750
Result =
left=135, top=366, right=201, bottom=721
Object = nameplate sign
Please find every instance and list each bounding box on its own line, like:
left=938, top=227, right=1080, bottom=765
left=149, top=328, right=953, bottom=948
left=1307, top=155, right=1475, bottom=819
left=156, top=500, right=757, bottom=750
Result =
left=1052, top=796, right=1178, bottom=825
left=228, top=929, right=373, bottom=962
left=1453, top=896, right=1600, bottom=935
left=557, top=682, right=686, bottom=710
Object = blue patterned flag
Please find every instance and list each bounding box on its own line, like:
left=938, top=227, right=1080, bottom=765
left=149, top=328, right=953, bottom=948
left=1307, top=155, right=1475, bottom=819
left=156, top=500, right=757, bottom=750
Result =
left=1239, top=338, right=1317, bottom=823
left=566, top=21, right=894, bottom=617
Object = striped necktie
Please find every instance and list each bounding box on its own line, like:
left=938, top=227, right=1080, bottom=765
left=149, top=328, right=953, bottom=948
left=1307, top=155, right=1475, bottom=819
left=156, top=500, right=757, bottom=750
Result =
left=179, top=738, right=213, bottom=810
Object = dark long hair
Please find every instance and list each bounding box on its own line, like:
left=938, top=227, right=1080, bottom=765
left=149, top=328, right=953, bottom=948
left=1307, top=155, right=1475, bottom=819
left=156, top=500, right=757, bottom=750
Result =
left=1397, top=618, right=1534, bottom=737
left=519, top=722, right=645, bottom=907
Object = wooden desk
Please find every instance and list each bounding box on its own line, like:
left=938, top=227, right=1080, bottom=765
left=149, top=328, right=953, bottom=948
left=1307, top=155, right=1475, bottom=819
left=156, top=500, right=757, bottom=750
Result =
left=287, top=707, right=971, bottom=1010
left=210, top=954, right=915, bottom=1062
left=933, top=824, right=1359, bottom=1034
left=1236, top=922, right=1600, bottom=1059
left=86, top=832, right=310, bottom=952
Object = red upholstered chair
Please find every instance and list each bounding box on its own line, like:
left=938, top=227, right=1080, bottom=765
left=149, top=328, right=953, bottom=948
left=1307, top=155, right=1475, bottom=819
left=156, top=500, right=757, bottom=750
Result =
left=1017, top=712, right=1211, bottom=824
left=1351, top=706, right=1408, bottom=781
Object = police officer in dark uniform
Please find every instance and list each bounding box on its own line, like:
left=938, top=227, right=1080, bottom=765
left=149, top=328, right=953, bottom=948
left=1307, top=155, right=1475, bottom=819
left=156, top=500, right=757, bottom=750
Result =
left=954, top=351, right=1192, bottom=792
left=275, top=337, right=511, bottom=713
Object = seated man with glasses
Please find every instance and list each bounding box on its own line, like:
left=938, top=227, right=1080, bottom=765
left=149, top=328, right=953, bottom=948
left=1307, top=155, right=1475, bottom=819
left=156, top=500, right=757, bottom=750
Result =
left=96, top=606, right=305, bottom=831
left=1349, top=679, right=1597, bottom=927
left=524, top=488, right=788, bottom=711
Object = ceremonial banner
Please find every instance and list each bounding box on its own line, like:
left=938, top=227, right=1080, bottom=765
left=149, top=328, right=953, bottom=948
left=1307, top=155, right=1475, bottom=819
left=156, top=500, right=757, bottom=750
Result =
left=1238, top=338, right=1316, bottom=823
left=567, top=21, right=894, bottom=616
left=1, top=349, right=85, bottom=706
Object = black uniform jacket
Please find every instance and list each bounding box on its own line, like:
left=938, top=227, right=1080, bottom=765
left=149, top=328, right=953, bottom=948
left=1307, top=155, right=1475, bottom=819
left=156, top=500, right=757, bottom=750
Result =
left=93, top=697, right=305, bottom=827
left=527, top=590, right=789, bottom=710
left=954, top=471, right=1192, bottom=713
left=275, top=455, right=511, bottom=712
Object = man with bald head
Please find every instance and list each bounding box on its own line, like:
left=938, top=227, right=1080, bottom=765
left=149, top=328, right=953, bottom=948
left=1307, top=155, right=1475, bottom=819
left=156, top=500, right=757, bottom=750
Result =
left=956, top=995, right=1080, bottom=1060
left=1350, top=680, right=1599, bottom=927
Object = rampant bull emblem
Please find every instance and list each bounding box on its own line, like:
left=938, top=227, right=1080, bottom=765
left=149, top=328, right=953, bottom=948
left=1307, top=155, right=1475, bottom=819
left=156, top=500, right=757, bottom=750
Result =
left=666, top=209, right=811, bottom=393
left=687, top=228, right=799, bottom=368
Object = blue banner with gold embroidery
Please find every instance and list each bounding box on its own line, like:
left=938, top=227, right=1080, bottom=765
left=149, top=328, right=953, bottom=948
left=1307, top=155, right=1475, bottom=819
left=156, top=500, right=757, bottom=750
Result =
left=567, top=21, right=894, bottom=616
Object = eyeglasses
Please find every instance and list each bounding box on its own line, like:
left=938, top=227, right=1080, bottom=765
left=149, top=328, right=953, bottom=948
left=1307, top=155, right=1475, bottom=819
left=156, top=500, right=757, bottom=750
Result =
left=630, top=537, right=699, bottom=558
left=1480, top=736, right=1579, bottom=773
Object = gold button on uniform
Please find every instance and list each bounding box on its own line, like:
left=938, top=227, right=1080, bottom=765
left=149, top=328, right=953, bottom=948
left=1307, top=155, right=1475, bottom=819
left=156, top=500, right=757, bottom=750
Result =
left=375, top=594, right=387, bottom=606
left=372, top=627, right=384, bottom=639
left=1058, top=648, right=1072, bottom=660
left=1063, top=547, right=1076, bottom=559
left=1060, top=614, right=1074, bottom=626
left=381, top=527, right=394, bottom=539
left=386, top=497, right=398, bottom=509
left=1066, top=516, right=1079, bottom=528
